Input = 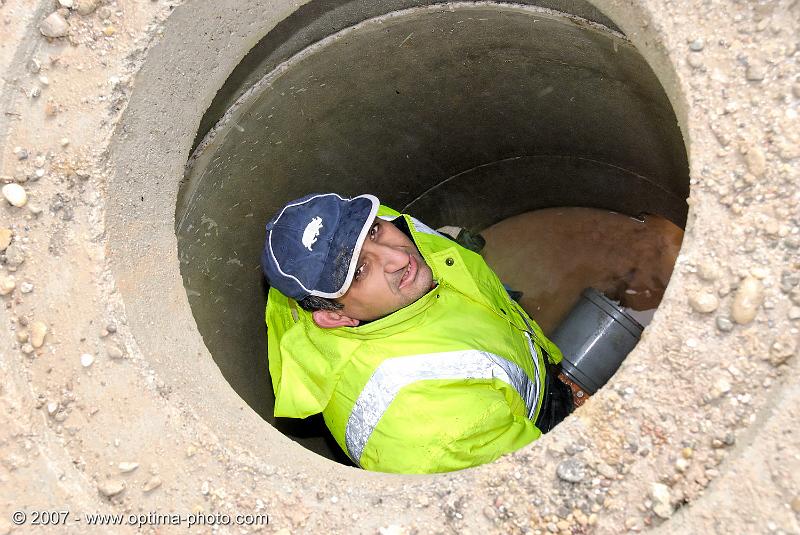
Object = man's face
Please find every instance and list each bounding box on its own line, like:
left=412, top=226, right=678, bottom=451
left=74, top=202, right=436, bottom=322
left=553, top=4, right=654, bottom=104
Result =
left=337, top=218, right=434, bottom=322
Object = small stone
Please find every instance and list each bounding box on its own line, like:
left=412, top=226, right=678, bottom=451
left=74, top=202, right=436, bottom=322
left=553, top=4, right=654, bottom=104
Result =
left=744, top=147, right=767, bottom=177
left=790, top=496, right=800, bottom=513
left=27, top=59, right=41, bottom=73
left=595, top=462, right=617, bottom=479
left=574, top=510, right=588, bottom=526
left=689, top=38, right=705, bottom=51
left=624, top=517, right=643, bottom=531
left=47, top=402, right=59, bottom=415
left=556, top=459, right=585, bottom=483
left=2, top=183, right=28, bottom=207
left=697, top=260, right=720, bottom=281
left=20, top=282, right=33, bottom=294
left=39, top=75, right=50, bottom=86
left=769, top=335, right=796, bottom=366
left=106, top=344, right=124, bottom=359
left=16, top=330, right=28, bottom=343
left=45, top=99, right=58, bottom=116
left=21, top=343, right=35, bottom=356
left=781, top=272, right=800, bottom=293
left=58, top=0, right=74, bottom=7
left=653, top=502, right=673, bottom=519
left=30, top=321, right=48, bottom=348
left=745, top=60, right=766, bottom=81
left=142, top=476, right=162, bottom=493
left=716, top=316, right=734, bottom=332
left=675, top=457, right=690, bottom=472
left=750, top=266, right=770, bottom=279
left=102, top=25, right=115, bottom=37
left=118, top=462, right=139, bottom=473
left=60, top=138, right=70, bottom=147
left=29, top=87, right=41, bottom=99
left=12, top=147, right=28, bottom=160
left=731, top=277, right=763, bottom=325
left=689, top=291, right=719, bottom=313
left=39, top=12, right=70, bottom=38
left=97, top=479, right=125, bottom=498
left=0, top=275, right=17, bottom=297
left=75, top=0, right=100, bottom=15
left=687, top=54, right=703, bottom=69
left=714, top=378, right=732, bottom=395
left=788, top=307, right=800, bottom=320
left=0, top=228, right=11, bottom=251
left=650, top=483, right=673, bottom=519
left=80, top=353, right=95, bottom=367
left=201, top=480, right=210, bottom=495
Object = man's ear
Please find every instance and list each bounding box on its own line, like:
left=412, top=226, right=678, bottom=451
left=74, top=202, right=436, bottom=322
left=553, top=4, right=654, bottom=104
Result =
left=312, top=309, right=360, bottom=329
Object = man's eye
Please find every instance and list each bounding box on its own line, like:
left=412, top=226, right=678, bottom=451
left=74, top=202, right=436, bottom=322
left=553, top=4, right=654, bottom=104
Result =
left=354, top=264, right=365, bottom=281
left=369, top=223, right=379, bottom=238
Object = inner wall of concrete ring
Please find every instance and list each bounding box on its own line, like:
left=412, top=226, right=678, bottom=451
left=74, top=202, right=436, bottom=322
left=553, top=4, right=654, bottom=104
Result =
left=108, top=0, right=688, bottom=474
left=177, top=3, right=689, bottom=459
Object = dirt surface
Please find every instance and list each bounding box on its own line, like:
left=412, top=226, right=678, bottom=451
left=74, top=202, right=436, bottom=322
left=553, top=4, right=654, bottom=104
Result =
left=1, top=1, right=798, bottom=534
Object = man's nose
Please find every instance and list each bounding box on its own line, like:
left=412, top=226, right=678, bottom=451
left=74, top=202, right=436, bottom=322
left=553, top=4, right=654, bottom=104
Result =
left=376, top=243, right=409, bottom=273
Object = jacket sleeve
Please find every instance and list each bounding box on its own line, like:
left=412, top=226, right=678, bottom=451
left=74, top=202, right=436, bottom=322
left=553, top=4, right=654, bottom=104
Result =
left=357, top=378, right=542, bottom=474
left=266, top=288, right=340, bottom=418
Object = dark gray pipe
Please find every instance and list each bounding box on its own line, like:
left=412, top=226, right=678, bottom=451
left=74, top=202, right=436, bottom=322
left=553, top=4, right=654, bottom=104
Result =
left=550, top=288, right=645, bottom=395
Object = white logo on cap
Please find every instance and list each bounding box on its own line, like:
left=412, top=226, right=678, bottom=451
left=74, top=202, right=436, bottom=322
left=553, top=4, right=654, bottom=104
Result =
left=302, top=216, right=324, bottom=251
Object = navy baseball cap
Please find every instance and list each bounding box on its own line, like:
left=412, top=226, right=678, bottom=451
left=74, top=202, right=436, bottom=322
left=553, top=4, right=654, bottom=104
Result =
left=261, top=193, right=379, bottom=301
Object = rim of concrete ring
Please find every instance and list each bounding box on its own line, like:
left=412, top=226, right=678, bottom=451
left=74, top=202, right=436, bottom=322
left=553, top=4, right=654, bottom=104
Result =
left=107, top=0, right=691, bottom=483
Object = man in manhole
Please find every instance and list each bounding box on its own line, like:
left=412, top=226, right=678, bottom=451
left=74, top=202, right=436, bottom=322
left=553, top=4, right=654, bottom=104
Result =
left=262, top=193, right=575, bottom=473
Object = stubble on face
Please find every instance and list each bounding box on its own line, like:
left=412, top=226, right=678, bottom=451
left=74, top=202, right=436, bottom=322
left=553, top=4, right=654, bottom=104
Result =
left=337, top=219, right=434, bottom=322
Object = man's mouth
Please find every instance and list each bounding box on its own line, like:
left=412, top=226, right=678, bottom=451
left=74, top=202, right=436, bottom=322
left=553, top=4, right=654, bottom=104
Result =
left=398, top=254, right=418, bottom=290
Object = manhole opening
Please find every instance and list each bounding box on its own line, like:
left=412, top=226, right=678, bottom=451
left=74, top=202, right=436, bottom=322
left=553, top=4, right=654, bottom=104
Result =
left=176, top=2, right=688, bottom=466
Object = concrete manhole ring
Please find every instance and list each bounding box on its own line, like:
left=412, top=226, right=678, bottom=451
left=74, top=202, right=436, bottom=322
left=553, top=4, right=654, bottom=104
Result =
left=1, top=0, right=798, bottom=533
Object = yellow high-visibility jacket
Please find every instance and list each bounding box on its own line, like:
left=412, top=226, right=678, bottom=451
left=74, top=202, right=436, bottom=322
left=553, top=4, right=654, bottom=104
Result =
left=266, top=205, right=562, bottom=473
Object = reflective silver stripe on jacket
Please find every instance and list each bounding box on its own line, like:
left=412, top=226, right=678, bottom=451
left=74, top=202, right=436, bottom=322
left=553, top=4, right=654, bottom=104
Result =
left=523, top=332, right=543, bottom=419
left=344, top=350, right=539, bottom=465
